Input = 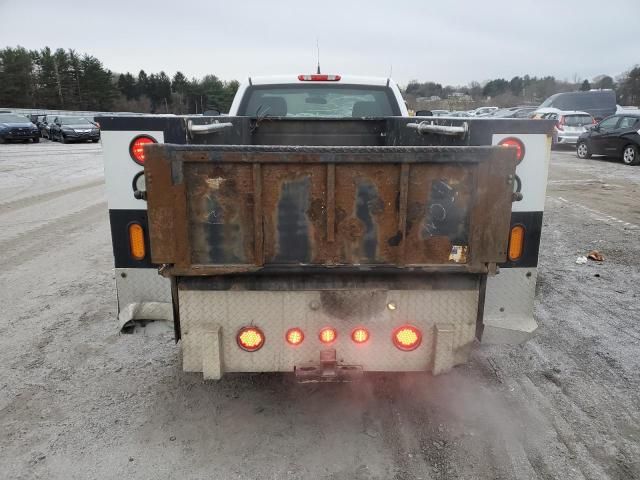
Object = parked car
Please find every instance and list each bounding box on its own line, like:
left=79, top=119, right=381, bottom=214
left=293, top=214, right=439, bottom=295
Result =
left=28, top=113, right=45, bottom=124
left=469, top=106, right=498, bottom=117
left=30, top=114, right=47, bottom=135
left=449, top=111, right=471, bottom=117
left=39, top=114, right=58, bottom=139
left=49, top=116, right=101, bottom=143
left=0, top=113, right=41, bottom=143
left=536, top=90, right=616, bottom=121
left=544, top=110, right=595, bottom=146
left=491, top=107, right=537, bottom=118
left=576, top=113, right=640, bottom=165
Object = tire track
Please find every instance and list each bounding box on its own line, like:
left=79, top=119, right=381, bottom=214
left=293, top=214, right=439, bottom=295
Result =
left=0, top=201, right=107, bottom=271
left=0, top=178, right=104, bottom=214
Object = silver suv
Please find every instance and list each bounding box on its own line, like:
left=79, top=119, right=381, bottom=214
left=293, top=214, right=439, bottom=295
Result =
left=545, top=110, right=595, bottom=145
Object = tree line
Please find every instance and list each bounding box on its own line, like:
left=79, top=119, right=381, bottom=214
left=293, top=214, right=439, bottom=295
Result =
left=1, top=46, right=639, bottom=113
left=405, top=68, right=640, bottom=109
left=0, top=46, right=239, bottom=113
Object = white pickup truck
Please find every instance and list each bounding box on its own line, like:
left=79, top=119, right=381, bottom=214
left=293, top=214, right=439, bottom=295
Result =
left=98, top=74, right=553, bottom=381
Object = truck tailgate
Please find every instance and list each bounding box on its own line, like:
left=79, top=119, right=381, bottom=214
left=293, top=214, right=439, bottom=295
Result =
left=144, top=145, right=518, bottom=275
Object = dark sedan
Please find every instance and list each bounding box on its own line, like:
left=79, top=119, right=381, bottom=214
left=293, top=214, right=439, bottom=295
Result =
left=49, top=116, right=100, bottom=143
left=576, top=113, right=640, bottom=165
left=490, top=107, right=537, bottom=118
left=39, top=114, right=58, bottom=139
left=0, top=114, right=41, bottom=143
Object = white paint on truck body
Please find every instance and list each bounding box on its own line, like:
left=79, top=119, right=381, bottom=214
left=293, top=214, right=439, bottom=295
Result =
left=102, top=130, right=164, bottom=211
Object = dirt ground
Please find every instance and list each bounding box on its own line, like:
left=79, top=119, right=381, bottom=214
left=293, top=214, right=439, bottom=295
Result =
left=0, top=141, right=638, bottom=480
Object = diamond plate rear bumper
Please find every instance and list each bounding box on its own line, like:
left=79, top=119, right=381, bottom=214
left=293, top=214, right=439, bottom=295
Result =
left=177, top=275, right=481, bottom=378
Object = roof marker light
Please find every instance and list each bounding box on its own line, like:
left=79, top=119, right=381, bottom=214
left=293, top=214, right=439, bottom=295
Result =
left=298, top=74, right=341, bottom=81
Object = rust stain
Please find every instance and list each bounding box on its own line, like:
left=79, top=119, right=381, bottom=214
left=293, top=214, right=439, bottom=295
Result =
left=144, top=147, right=516, bottom=275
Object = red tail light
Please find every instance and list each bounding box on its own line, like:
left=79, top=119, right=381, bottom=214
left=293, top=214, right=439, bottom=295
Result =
left=498, top=137, right=525, bottom=163
left=351, top=328, right=370, bottom=344
left=129, top=135, right=157, bottom=165
left=286, top=328, right=304, bottom=346
left=237, top=327, right=265, bottom=352
left=298, top=74, right=341, bottom=81
left=392, top=325, right=422, bottom=351
left=319, top=327, right=337, bottom=344
left=556, top=116, right=565, bottom=131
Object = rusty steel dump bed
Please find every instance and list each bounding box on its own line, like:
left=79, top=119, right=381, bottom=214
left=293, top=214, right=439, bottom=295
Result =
left=144, top=144, right=518, bottom=276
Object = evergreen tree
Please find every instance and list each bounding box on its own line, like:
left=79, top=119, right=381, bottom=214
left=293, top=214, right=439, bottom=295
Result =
left=0, top=46, right=36, bottom=107
left=117, top=73, right=138, bottom=100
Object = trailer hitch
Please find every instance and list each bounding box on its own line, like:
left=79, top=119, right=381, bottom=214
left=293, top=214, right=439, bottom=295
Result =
left=295, top=349, right=363, bottom=383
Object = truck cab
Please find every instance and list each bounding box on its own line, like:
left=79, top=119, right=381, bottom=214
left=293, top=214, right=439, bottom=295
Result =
left=228, top=74, right=408, bottom=117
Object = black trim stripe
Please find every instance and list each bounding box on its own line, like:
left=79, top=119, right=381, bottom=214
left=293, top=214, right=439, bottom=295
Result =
left=96, top=116, right=187, bottom=143
left=109, top=208, right=542, bottom=269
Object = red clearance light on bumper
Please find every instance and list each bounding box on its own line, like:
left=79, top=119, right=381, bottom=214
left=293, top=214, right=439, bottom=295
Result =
left=498, top=137, right=525, bottom=163
left=129, top=135, right=157, bottom=165
left=319, top=327, right=337, bottom=344
left=237, top=327, right=265, bottom=352
left=392, top=325, right=422, bottom=351
left=351, top=328, right=370, bottom=344
left=298, top=74, right=341, bottom=81
left=286, top=328, right=304, bottom=346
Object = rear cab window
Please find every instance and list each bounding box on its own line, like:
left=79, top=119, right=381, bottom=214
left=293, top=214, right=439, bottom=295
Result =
left=238, top=84, right=400, bottom=118
left=563, top=115, right=593, bottom=127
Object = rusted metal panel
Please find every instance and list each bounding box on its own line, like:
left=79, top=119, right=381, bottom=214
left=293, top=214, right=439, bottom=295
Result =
left=404, top=164, right=474, bottom=265
left=183, top=162, right=255, bottom=265
left=333, top=163, right=401, bottom=264
left=144, top=144, right=517, bottom=276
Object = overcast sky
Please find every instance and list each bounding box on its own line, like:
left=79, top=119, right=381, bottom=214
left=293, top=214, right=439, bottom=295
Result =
left=1, top=0, right=638, bottom=86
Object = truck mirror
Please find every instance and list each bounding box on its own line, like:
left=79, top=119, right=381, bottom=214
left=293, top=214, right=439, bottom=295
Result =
left=202, top=109, right=221, bottom=116
left=415, top=110, right=433, bottom=117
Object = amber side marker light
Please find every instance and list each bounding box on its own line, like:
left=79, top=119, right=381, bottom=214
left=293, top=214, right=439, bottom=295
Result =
left=351, top=328, right=370, bottom=344
left=508, top=225, right=525, bottom=261
left=286, top=328, right=304, bottom=346
left=237, top=327, right=265, bottom=352
left=393, top=325, right=422, bottom=351
left=128, top=223, right=145, bottom=260
left=129, top=135, right=157, bottom=165
left=498, top=137, right=525, bottom=163
left=319, top=327, right=337, bottom=344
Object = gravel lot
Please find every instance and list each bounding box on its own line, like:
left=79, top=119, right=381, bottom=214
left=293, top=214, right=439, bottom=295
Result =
left=0, top=140, right=639, bottom=480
